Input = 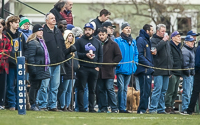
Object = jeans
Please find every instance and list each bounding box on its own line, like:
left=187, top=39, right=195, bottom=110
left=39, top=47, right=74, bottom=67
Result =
left=59, top=79, right=75, bottom=109
left=38, top=65, right=60, bottom=109
left=149, top=76, right=169, bottom=113
left=75, top=84, right=88, bottom=111
left=182, top=75, right=193, bottom=111
left=137, top=74, right=152, bottom=113
left=97, top=79, right=118, bottom=112
left=77, top=66, right=99, bottom=111
left=165, top=75, right=180, bottom=108
left=6, top=67, right=17, bottom=108
left=135, top=76, right=140, bottom=91
left=117, top=74, right=131, bottom=111
left=38, top=78, right=50, bottom=109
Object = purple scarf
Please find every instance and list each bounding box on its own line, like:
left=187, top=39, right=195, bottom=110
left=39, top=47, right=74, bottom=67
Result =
left=38, top=38, right=50, bottom=71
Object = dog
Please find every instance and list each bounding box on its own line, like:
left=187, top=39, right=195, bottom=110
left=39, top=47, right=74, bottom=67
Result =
left=127, top=87, right=140, bottom=111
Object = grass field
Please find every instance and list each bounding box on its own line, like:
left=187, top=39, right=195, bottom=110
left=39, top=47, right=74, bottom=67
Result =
left=0, top=110, right=200, bottom=125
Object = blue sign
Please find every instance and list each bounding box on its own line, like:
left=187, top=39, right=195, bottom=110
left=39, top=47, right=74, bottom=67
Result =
left=17, top=56, right=26, bottom=115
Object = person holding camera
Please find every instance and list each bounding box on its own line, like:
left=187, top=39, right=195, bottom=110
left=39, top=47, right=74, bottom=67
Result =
left=135, top=24, right=155, bottom=114
left=149, top=24, right=173, bottom=114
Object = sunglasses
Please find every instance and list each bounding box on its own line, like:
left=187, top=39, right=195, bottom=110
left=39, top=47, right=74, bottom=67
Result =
left=38, top=28, right=43, bottom=31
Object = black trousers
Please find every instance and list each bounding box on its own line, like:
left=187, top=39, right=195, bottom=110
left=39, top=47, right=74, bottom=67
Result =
left=77, top=66, right=98, bottom=111
left=29, top=79, right=42, bottom=106
left=0, top=70, right=7, bottom=106
left=187, top=73, right=200, bottom=113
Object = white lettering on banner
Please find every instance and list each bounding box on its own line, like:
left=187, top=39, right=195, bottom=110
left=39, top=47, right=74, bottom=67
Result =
left=19, top=92, right=23, bottom=97
left=19, top=99, right=23, bottom=103
left=19, top=80, right=23, bottom=85
left=19, top=64, right=22, bottom=69
left=19, top=105, right=23, bottom=109
left=24, top=71, right=26, bottom=75
left=24, top=86, right=26, bottom=91
left=18, top=71, right=22, bottom=75
left=19, top=86, right=23, bottom=91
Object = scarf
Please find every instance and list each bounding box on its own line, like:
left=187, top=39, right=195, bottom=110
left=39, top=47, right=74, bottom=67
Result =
left=38, top=38, right=50, bottom=71
left=120, top=32, right=133, bottom=45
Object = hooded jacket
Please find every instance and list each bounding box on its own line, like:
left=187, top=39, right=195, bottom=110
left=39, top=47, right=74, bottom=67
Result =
left=135, top=29, right=154, bottom=75
left=114, top=36, right=139, bottom=75
left=5, top=29, right=27, bottom=68
left=182, top=44, right=195, bottom=76
left=151, top=34, right=173, bottom=76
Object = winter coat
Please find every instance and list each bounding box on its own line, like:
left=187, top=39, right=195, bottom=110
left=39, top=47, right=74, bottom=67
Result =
left=135, top=29, right=154, bottom=75
left=5, top=29, right=27, bottom=68
left=182, top=44, right=195, bottom=76
left=99, top=38, right=122, bottom=79
left=43, top=24, right=70, bottom=65
left=170, top=40, right=183, bottom=76
left=50, top=8, right=64, bottom=23
left=0, top=34, right=12, bottom=74
left=151, top=34, right=173, bottom=76
left=91, top=17, right=103, bottom=36
left=60, top=10, right=73, bottom=24
left=62, top=30, right=77, bottom=80
left=27, top=39, right=50, bottom=80
left=18, top=28, right=32, bottom=41
left=114, top=36, right=139, bottom=75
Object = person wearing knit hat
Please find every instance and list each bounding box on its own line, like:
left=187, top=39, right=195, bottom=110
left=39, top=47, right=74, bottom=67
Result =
left=114, top=22, right=138, bottom=113
left=18, top=15, right=32, bottom=40
left=26, top=23, right=50, bottom=111
left=58, top=30, right=78, bottom=111
left=19, top=15, right=30, bottom=28
left=71, top=27, right=83, bottom=39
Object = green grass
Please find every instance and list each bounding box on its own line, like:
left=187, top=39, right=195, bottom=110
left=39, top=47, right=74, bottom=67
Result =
left=0, top=110, right=200, bottom=125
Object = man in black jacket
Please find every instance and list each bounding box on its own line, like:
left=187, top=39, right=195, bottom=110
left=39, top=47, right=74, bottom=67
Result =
left=75, top=23, right=103, bottom=112
left=149, top=24, right=173, bottom=114
left=91, top=9, right=111, bottom=36
left=5, top=16, right=27, bottom=111
left=165, top=31, right=182, bottom=114
left=97, top=27, right=122, bottom=113
left=38, top=12, right=75, bottom=111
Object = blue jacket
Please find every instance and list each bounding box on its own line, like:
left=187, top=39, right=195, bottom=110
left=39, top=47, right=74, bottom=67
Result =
left=135, top=29, right=154, bottom=75
left=18, top=28, right=32, bottom=41
left=114, top=36, right=138, bottom=75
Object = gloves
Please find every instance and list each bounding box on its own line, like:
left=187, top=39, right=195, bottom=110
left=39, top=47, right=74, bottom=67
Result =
left=70, top=45, right=77, bottom=52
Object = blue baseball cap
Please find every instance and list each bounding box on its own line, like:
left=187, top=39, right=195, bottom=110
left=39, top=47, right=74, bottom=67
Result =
left=185, top=35, right=195, bottom=42
left=171, top=31, right=180, bottom=38
left=187, top=30, right=198, bottom=36
left=66, top=24, right=74, bottom=30
left=84, top=23, right=94, bottom=30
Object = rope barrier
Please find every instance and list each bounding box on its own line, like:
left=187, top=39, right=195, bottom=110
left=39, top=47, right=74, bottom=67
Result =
left=0, top=52, right=194, bottom=70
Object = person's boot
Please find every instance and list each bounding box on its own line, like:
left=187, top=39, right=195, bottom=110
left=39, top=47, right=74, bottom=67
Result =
left=165, top=107, right=171, bottom=113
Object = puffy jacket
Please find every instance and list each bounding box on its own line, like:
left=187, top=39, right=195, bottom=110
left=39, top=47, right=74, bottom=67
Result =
left=135, top=29, right=154, bottom=75
left=182, top=44, right=195, bottom=76
left=115, top=37, right=139, bottom=75
left=91, top=17, right=103, bottom=36
left=151, top=34, right=173, bottom=76
left=50, top=7, right=64, bottom=23
left=27, top=39, right=50, bottom=80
